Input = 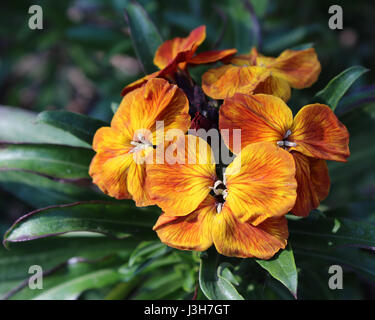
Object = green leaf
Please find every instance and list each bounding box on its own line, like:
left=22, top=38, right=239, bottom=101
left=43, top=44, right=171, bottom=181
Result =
left=0, top=237, right=136, bottom=299
left=0, top=106, right=90, bottom=148
left=289, top=214, right=375, bottom=249
left=199, top=248, right=244, bottom=300
left=133, top=270, right=184, bottom=300
left=33, top=268, right=121, bottom=300
left=37, top=110, right=108, bottom=146
left=0, top=170, right=107, bottom=208
left=255, top=244, right=298, bottom=298
left=323, top=202, right=375, bottom=224
left=128, top=241, right=169, bottom=267
left=335, top=84, right=375, bottom=116
left=293, top=246, right=375, bottom=284
left=0, top=144, right=94, bottom=179
left=290, top=214, right=375, bottom=284
left=124, top=1, right=162, bottom=74
left=314, top=66, right=369, bottom=111
left=4, top=201, right=160, bottom=245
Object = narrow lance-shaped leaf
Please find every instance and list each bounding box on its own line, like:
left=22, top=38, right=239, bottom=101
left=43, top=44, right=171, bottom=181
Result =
left=37, top=110, right=108, bottom=146
left=124, top=1, right=163, bottom=74
left=288, top=214, right=375, bottom=250
left=0, top=237, right=136, bottom=299
left=314, top=65, right=369, bottom=111
left=199, top=247, right=244, bottom=300
left=0, top=143, right=94, bottom=179
left=0, top=106, right=90, bottom=148
left=335, top=84, right=375, bottom=116
left=0, top=170, right=108, bottom=208
left=33, top=268, right=122, bottom=300
left=4, top=201, right=160, bottom=246
left=255, top=243, right=298, bottom=298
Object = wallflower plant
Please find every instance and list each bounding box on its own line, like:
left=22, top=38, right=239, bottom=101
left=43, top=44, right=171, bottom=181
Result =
left=89, top=25, right=349, bottom=261
left=1, top=3, right=372, bottom=301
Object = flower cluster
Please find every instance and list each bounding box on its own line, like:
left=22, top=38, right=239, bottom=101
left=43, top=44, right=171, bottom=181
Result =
left=90, top=26, right=350, bottom=259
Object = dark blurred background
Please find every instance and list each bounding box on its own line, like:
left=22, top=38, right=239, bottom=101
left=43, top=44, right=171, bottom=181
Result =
left=0, top=0, right=374, bottom=298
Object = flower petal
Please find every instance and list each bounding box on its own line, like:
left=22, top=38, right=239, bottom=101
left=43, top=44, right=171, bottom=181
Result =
left=267, top=48, right=321, bottom=89
left=89, top=149, right=133, bottom=200
left=146, top=135, right=217, bottom=216
left=89, top=126, right=134, bottom=199
left=202, top=65, right=270, bottom=99
left=115, top=78, right=190, bottom=145
left=227, top=47, right=258, bottom=66
left=289, top=104, right=350, bottom=162
left=120, top=70, right=160, bottom=97
left=212, top=205, right=288, bottom=259
left=219, top=93, right=293, bottom=153
left=225, top=142, right=297, bottom=225
left=254, top=75, right=291, bottom=102
left=127, top=162, right=153, bottom=207
left=153, top=25, right=206, bottom=70
left=121, top=50, right=194, bottom=96
left=153, top=196, right=216, bottom=251
left=188, top=48, right=237, bottom=65
left=291, top=152, right=330, bottom=217
left=92, top=127, right=132, bottom=154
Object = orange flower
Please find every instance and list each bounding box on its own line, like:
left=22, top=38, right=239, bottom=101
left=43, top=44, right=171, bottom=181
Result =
left=219, top=93, right=350, bottom=216
left=89, top=78, right=190, bottom=206
left=121, top=25, right=237, bottom=96
left=146, top=135, right=297, bottom=259
left=202, top=47, right=321, bottom=101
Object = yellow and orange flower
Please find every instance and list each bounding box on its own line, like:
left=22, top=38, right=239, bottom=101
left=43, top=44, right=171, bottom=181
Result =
left=89, top=78, right=190, bottom=206
left=121, top=25, right=237, bottom=96
left=202, top=47, right=321, bottom=101
left=219, top=93, right=350, bottom=216
left=146, top=135, right=297, bottom=259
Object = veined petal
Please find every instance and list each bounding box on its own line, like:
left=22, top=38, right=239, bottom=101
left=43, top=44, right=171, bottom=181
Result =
left=120, top=70, right=160, bottom=97
left=188, top=48, right=237, bottom=65
left=92, top=126, right=132, bottom=154
left=154, top=25, right=206, bottom=70
left=212, top=205, right=288, bottom=259
left=291, top=152, right=330, bottom=217
left=202, top=65, right=270, bottom=99
left=89, top=150, right=133, bottom=200
left=227, top=47, right=258, bottom=66
left=254, top=75, right=291, bottom=102
left=310, top=157, right=331, bottom=202
left=146, top=135, right=217, bottom=216
left=289, top=104, right=350, bottom=162
left=89, top=126, right=134, bottom=199
left=153, top=196, right=216, bottom=251
left=268, top=48, right=321, bottom=89
left=127, top=162, right=153, bottom=207
left=121, top=50, right=194, bottom=96
left=219, top=93, right=293, bottom=153
left=114, top=78, right=190, bottom=146
left=225, top=142, right=297, bottom=225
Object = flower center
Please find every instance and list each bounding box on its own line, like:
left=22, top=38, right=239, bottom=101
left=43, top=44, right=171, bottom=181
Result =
left=210, top=180, right=228, bottom=213
left=129, top=133, right=153, bottom=153
left=277, top=129, right=297, bottom=149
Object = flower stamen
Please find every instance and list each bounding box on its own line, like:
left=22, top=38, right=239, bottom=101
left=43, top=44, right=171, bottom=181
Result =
left=210, top=180, right=228, bottom=213
left=129, top=133, right=153, bottom=153
left=277, top=129, right=297, bottom=149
